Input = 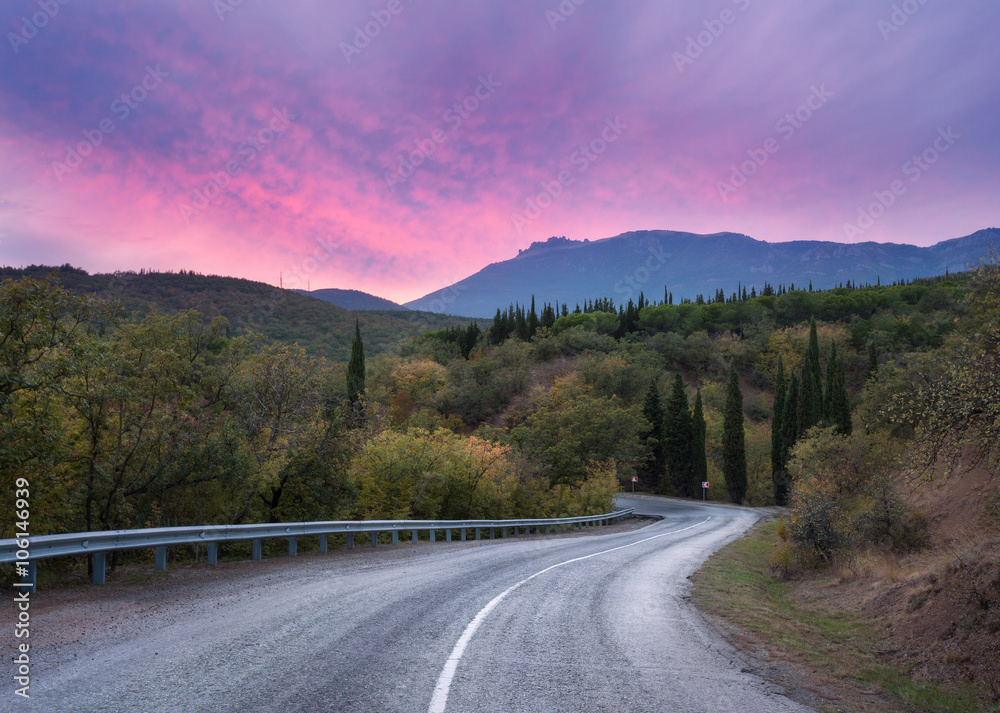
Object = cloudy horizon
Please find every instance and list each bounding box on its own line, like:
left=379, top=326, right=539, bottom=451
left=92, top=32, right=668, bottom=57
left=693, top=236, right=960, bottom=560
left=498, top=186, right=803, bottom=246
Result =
left=1, top=0, right=997, bottom=303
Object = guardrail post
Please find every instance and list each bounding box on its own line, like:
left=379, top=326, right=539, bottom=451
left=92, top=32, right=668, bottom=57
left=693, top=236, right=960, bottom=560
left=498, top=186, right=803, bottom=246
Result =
left=93, top=552, right=106, bottom=585
left=370, top=532, right=378, bottom=548
left=461, top=528, right=467, bottom=541
left=19, top=560, right=36, bottom=593
left=392, top=531, right=399, bottom=545
left=489, top=527, right=495, bottom=539
left=320, top=534, right=328, bottom=553
left=347, top=533, right=354, bottom=550
left=155, top=546, right=167, bottom=571
left=412, top=530, right=418, bottom=544
left=288, top=537, right=297, bottom=556
left=252, top=539, right=262, bottom=560
left=207, top=542, right=218, bottom=565
left=501, top=527, right=507, bottom=538
left=445, top=529, right=452, bottom=542
left=430, top=529, right=436, bottom=543
left=475, top=528, right=481, bottom=540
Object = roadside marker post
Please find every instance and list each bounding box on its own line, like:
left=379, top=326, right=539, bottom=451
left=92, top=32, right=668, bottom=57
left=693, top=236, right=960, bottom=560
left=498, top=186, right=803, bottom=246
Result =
left=631, top=475, right=637, bottom=493
left=702, top=482, right=709, bottom=501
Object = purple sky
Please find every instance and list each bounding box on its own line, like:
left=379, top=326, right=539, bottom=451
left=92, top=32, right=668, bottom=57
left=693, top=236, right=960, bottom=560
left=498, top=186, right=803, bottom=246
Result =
left=1, top=0, right=997, bottom=302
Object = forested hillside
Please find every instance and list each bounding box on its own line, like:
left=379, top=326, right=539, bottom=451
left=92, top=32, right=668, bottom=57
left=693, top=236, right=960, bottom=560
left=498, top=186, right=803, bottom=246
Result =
left=0, top=265, right=467, bottom=361
left=2, top=257, right=996, bottom=598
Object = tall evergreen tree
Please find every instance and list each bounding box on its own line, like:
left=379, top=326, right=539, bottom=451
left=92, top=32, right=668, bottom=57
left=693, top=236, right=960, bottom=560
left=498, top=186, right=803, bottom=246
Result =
left=807, top=318, right=823, bottom=402
left=722, top=364, right=747, bottom=503
left=347, top=319, right=366, bottom=403
left=781, top=373, right=800, bottom=460
left=797, top=318, right=823, bottom=434
left=771, top=356, right=789, bottom=505
left=866, top=342, right=879, bottom=381
left=663, top=373, right=694, bottom=497
left=641, top=381, right=666, bottom=490
left=822, top=342, right=838, bottom=423
left=528, top=296, right=539, bottom=338
left=830, top=351, right=853, bottom=436
left=691, top=387, right=707, bottom=492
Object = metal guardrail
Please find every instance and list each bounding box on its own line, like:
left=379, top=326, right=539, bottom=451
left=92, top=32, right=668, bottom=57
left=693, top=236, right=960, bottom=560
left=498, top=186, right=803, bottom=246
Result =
left=1, top=508, right=635, bottom=591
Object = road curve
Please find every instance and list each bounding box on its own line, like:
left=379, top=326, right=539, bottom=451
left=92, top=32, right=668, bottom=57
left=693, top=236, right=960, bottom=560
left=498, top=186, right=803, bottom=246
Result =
left=12, top=497, right=814, bottom=712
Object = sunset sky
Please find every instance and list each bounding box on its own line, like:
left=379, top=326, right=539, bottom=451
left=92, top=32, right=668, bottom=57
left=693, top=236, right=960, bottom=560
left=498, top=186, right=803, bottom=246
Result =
left=1, top=0, right=997, bottom=303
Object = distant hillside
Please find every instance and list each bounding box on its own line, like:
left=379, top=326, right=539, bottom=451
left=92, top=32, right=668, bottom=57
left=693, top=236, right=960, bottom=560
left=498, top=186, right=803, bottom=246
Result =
left=0, top=266, right=470, bottom=362
left=405, top=229, right=999, bottom=317
left=293, top=287, right=407, bottom=311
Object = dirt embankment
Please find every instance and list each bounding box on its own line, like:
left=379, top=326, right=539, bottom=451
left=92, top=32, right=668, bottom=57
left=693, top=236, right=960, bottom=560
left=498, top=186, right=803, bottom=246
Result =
left=795, top=461, right=1000, bottom=701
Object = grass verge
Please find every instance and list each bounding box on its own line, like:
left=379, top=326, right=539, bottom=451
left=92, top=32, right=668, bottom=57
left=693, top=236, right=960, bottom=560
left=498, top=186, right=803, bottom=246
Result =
left=691, top=519, right=992, bottom=713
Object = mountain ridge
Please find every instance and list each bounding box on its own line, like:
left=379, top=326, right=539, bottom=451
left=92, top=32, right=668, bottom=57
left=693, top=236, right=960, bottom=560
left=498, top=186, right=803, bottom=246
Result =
left=293, top=287, right=407, bottom=311
left=405, top=228, right=999, bottom=317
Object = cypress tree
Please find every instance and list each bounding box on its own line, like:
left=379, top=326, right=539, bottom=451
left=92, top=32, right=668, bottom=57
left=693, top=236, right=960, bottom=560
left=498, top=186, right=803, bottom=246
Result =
left=641, top=382, right=666, bottom=490
left=515, top=304, right=528, bottom=340
left=808, top=319, right=823, bottom=404
left=722, top=364, right=747, bottom=504
left=347, top=319, right=366, bottom=403
left=797, top=318, right=823, bottom=434
left=866, top=342, right=879, bottom=381
left=796, top=366, right=816, bottom=435
left=822, top=342, right=838, bottom=423
left=831, top=353, right=853, bottom=436
left=691, top=388, right=707, bottom=493
left=663, top=373, right=694, bottom=497
left=781, top=373, right=800, bottom=460
left=771, top=357, right=789, bottom=505
left=528, top=296, right=539, bottom=338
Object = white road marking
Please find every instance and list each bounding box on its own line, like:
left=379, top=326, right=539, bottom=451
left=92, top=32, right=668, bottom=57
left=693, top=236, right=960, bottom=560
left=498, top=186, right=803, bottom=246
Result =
left=427, top=516, right=713, bottom=713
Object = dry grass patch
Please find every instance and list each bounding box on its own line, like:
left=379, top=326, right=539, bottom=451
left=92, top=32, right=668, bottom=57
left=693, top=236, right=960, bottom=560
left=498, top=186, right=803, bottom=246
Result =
left=693, top=519, right=995, bottom=712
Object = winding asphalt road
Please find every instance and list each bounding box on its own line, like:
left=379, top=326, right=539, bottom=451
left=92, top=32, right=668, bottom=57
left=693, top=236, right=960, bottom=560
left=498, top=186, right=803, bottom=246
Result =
left=14, top=496, right=815, bottom=712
